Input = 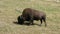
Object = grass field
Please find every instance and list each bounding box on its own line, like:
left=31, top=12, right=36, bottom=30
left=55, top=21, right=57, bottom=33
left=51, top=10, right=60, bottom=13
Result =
left=0, top=0, right=60, bottom=34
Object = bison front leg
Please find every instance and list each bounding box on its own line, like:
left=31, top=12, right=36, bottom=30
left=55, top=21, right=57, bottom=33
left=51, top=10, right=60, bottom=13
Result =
left=29, top=16, right=34, bottom=25
left=40, top=19, right=43, bottom=26
left=43, top=18, right=47, bottom=27
left=31, top=20, right=34, bottom=25
left=29, top=19, right=34, bottom=25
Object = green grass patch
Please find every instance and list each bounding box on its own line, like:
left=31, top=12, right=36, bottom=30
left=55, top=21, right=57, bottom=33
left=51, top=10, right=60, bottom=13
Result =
left=0, top=0, right=60, bottom=34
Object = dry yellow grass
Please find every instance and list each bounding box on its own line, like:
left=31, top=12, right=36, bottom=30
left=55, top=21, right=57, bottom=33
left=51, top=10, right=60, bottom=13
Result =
left=0, top=0, right=60, bottom=34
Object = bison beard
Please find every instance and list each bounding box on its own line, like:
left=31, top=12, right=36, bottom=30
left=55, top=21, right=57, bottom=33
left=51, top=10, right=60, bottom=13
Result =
left=17, top=8, right=47, bottom=26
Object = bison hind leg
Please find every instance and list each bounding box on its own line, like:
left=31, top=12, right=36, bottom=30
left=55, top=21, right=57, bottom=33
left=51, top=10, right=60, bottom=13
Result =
left=42, top=17, right=47, bottom=27
left=39, top=17, right=47, bottom=27
left=40, top=19, right=43, bottom=26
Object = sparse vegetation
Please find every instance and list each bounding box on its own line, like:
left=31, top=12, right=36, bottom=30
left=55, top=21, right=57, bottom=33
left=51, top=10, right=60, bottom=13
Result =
left=0, top=0, right=60, bottom=34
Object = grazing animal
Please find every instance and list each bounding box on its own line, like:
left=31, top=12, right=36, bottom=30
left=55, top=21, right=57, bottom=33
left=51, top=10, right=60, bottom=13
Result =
left=17, top=15, right=24, bottom=24
left=17, top=8, right=47, bottom=26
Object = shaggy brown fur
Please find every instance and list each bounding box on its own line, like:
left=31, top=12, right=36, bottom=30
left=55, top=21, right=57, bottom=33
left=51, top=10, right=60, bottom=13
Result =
left=18, top=8, right=47, bottom=26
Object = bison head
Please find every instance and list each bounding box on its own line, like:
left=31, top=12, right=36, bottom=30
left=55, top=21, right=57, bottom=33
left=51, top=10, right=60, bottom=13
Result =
left=17, top=15, right=24, bottom=25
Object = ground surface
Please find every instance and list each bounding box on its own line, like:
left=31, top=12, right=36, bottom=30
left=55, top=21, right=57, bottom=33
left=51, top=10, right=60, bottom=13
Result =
left=0, top=0, right=60, bottom=34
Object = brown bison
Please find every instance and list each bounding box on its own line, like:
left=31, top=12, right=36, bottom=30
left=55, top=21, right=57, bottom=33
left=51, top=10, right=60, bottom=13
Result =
left=17, top=8, right=47, bottom=26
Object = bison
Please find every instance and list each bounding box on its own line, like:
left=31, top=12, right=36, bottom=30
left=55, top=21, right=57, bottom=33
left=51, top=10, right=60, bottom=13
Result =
left=17, top=15, right=24, bottom=24
left=17, top=8, right=47, bottom=26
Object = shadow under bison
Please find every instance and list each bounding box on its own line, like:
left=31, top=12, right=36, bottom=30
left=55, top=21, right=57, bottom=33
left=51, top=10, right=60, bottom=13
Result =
left=17, top=8, right=47, bottom=26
